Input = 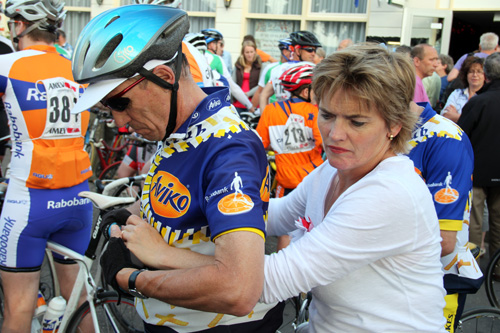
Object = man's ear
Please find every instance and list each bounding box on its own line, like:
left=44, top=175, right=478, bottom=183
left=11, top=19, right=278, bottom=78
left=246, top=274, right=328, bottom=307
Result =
left=152, top=65, right=176, bottom=85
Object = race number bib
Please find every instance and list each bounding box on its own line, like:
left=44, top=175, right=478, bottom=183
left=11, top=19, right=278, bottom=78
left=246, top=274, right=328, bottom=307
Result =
left=272, top=79, right=291, bottom=102
left=36, top=77, right=82, bottom=139
left=282, top=114, right=314, bottom=154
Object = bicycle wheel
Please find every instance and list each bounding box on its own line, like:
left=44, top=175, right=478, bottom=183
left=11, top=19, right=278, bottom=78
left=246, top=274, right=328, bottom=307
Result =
left=99, top=161, right=122, bottom=181
left=485, top=249, right=500, bottom=308
left=65, top=294, right=144, bottom=333
left=457, top=307, right=500, bottom=332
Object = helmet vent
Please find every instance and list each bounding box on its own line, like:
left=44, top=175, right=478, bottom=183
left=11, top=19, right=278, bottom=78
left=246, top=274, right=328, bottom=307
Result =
left=104, top=15, right=120, bottom=29
left=95, top=34, right=123, bottom=69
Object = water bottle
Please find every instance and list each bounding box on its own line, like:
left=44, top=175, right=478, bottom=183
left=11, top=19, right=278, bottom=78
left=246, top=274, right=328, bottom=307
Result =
left=34, top=291, right=47, bottom=317
left=42, top=296, right=66, bottom=333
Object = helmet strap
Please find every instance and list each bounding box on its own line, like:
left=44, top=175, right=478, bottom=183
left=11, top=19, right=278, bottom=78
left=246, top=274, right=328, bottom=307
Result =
left=138, top=45, right=183, bottom=141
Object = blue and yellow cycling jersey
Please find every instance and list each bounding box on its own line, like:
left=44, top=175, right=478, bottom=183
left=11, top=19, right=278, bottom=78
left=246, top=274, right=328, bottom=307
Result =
left=408, top=103, right=481, bottom=283
left=138, top=86, right=276, bottom=331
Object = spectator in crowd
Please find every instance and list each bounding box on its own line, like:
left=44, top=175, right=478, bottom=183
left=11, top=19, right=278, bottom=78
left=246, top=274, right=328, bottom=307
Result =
left=337, top=38, right=353, bottom=50
left=395, top=44, right=412, bottom=56
left=437, top=54, right=454, bottom=107
left=256, top=63, right=323, bottom=250
left=447, top=32, right=499, bottom=82
left=219, top=39, right=233, bottom=74
left=233, top=40, right=262, bottom=113
left=57, top=29, right=73, bottom=57
left=458, top=53, right=500, bottom=269
left=260, top=44, right=446, bottom=332
left=243, top=34, right=278, bottom=64
left=442, top=56, right=485, bottom=123
left=411, top=44, right=439, bottom=103
left=408, top=98, right=481, bottom=332
left=423, top=70, right=442, bottom=108
left=314, top=47, right=326, bottom=64
left=73, top=5, right=284, bottom=332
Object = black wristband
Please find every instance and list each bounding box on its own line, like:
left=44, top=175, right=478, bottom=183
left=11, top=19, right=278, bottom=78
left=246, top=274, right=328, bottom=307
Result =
left=128, top=269, right=148, bottom=299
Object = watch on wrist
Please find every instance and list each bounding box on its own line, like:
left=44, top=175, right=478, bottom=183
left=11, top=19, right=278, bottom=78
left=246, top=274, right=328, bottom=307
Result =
left=128, top=269, right=148, bottom=299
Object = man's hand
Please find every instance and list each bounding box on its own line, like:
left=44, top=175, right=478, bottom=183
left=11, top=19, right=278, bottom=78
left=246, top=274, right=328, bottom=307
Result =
left=442, top=104, right=460, bottom=123
left=100, top=229, right=140, bottom=294
left=101, top=208, right=132, bottom=239
left=121, top=215, right=172, bottom=269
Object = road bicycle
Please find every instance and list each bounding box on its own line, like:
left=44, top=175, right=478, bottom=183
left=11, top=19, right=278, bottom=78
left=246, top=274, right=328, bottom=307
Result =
left=485, top=248, right=500, bottom=308
left=456, top=307, right=500, bottom=332
left=0, top=180, right=142, bottom=332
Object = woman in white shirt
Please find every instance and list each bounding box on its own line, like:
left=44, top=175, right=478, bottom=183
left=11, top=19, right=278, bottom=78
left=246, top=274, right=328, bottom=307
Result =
left=442, top=56, right=485, bottom=122
left=260, top=44, right=447, bottom=332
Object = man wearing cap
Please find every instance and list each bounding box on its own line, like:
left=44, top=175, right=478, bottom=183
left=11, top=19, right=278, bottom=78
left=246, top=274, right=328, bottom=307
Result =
left=73, top=5, right=284, bottom=332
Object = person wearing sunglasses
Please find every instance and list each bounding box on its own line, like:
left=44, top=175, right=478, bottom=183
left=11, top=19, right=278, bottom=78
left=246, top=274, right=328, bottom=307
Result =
left=0, top=0, right=93, bottom=332
left=259, top=30, right=322, bottom=109
left=72, top=5, right=284, bottom=333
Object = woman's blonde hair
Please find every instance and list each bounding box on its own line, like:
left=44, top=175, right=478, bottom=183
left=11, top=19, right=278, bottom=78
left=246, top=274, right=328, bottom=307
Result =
left=236, top=40, right=261, bottom=68
left=312, top=43, right=417, bottom=154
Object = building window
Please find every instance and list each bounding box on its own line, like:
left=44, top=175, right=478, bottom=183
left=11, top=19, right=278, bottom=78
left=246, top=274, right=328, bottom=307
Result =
left=308, top=21, right=366, bottom=55
left=249, top=0, right=302, bottom=15
left=248, top=19, right=300, bottom=60
left=310, top=0, right=367, bottom=14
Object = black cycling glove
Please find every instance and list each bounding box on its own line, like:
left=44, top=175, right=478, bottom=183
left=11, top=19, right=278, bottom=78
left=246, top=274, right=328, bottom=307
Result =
left=100, top=237, right=139, bottom=295
left=101, top=208, right=132, bottom=240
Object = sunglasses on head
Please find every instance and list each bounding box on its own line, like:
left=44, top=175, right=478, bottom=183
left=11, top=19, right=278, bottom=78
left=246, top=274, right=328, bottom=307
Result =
left=100, top=76, right=146, bottom=112
left=301, top=47, right=316, bottom=53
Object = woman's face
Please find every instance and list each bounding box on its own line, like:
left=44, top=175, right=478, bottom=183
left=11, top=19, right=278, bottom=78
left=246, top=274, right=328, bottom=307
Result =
left=467, top=63, right=485, bottom=90
left=318, top=89, right=401, bottom=179
left=243, top=46, right=256, bottom=64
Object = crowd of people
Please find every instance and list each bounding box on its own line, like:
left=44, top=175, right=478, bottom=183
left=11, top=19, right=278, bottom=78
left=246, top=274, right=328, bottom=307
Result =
left=0, top=0, right=499, bottom=332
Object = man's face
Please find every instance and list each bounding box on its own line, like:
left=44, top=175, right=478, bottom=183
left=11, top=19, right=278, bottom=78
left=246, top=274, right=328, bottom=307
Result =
left=293, top=45, right=317, bottom=63
left=209, top=40, right=223, bottom=55
left=101, top=77, right=171, bottom=141
left=414, top=46, right=438, bottom=79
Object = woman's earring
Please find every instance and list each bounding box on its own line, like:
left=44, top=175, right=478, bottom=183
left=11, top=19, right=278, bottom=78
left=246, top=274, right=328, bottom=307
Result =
left=388, top=133, right=394, bottom=141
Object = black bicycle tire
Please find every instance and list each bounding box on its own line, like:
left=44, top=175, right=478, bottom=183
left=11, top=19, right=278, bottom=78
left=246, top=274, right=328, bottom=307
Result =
left=99, top=161, right=122, bottom=181
left=485, top=248, right=500, bottom=308
left=65, top=294, right=143, bottom=333
left=457, top=307, right=500, bottom=332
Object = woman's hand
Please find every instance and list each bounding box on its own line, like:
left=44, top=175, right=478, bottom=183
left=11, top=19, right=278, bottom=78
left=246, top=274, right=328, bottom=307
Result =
left=442, top=104, right=460, bottom=123
left=121, top=215, right=171, bottom=269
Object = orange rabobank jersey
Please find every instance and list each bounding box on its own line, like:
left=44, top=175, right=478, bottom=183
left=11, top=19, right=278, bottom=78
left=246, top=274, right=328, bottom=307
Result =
left=256, top=98, right=324, bottom=189
left=0, top=45, right=91, bottom=189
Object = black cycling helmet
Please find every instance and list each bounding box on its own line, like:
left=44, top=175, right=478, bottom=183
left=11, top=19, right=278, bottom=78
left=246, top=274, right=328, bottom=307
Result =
left=289, top=31, right=321, bottom=48
left=72, top=4, right=189, bottom=140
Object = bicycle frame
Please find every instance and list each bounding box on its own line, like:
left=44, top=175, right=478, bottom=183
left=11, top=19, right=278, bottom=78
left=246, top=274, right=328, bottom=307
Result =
left=45, top=190, right=136, bottom=332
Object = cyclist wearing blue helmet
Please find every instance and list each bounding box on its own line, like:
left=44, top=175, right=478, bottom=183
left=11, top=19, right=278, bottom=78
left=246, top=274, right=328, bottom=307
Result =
left=72, top=4, right=284, bottom=332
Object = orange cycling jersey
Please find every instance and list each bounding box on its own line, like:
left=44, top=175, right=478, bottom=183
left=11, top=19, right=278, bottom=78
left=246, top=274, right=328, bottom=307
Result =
left=182, top=41, right=214, bottom=87
left=0, top=45, right=91, bottom=189
left=256, top=98, right=323, bottom=189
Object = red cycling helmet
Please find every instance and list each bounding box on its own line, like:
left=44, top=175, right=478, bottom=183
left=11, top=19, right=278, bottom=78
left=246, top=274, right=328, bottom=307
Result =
left=279, top=64, right=315, bottom=92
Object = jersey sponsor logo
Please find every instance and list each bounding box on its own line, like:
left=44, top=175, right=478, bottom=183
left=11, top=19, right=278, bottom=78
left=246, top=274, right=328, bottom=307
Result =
left=205, top=186, right=229, bottom=203
left=47, top=197, right=90, bottom=209
left=150, top=171, right=191, bottom=218
left=207, top=98, right=222, bottom=111
left=260, top=166, right=270, bottom=203
left=434, top=171, right=459, bottom=204
left=46, top=127, right=81, bottom=135
left=4, top=102, right=24, bottom=158
left=26, top=88, right=47, bottom=101
left=0, top=217, right=15, bottom=266
left=218, top=172, right=254, bottom=215
left=33, top=172, right=53, bottom=180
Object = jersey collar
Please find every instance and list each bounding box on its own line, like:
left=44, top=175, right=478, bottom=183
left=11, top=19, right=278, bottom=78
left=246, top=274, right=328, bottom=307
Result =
left=168, top=86, right=231, bottom=140
left=24, top=44, right=58, bottom=54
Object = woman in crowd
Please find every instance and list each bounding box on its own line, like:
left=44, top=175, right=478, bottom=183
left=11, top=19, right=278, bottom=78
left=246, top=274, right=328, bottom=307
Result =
left=260, top=44, right=447, bottom=332
left=233, top=40, right=262, bottom=112
left=442, top=56, right=485, bottom=122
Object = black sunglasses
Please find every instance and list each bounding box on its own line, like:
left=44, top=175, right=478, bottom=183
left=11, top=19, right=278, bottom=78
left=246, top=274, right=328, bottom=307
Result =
left=101, top=76, right=146, bottom=112
left=301, top=47, right=317, bottom=53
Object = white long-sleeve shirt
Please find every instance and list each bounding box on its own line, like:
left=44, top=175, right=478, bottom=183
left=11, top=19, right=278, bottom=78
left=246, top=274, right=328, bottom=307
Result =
left=262, top=156, right=446, bottom=332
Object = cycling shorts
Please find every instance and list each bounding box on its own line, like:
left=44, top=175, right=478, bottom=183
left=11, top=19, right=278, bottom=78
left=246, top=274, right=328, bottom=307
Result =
left=0, top=179, right=92, bottom=271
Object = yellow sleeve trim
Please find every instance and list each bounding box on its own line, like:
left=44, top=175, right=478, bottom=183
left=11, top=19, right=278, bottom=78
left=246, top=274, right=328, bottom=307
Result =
left=213, top=228, right=265, bottom=241
left=439, top=219, right=463, bottom=231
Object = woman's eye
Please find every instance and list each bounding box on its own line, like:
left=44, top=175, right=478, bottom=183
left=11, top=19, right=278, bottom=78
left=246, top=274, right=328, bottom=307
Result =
left=352, top=120, right=365, bottom=127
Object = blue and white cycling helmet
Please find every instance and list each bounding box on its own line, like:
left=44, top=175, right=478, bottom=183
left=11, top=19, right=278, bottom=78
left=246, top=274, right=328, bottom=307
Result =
left=201, top=28, right=223, bottom=44
left=132, top=0, right=182, bottom=8
left=278, top=38, right=292, bottom=51
left=72, top=4, right=189, bottom=139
